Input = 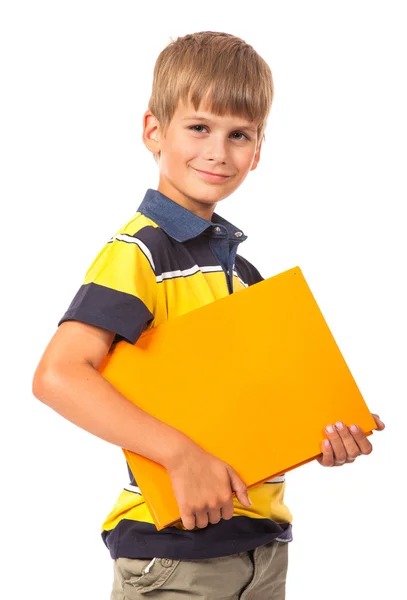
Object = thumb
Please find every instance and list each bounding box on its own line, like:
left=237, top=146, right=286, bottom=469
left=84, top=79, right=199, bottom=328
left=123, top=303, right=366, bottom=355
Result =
left=226, top=465, right=252, bottom=508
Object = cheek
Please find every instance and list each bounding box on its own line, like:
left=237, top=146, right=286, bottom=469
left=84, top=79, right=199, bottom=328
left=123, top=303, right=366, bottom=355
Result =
left=171, top=134, right=199, bottom=162
left=161, top=146, right=185, bottom=172
left=233, top=148, right=256, bottom=170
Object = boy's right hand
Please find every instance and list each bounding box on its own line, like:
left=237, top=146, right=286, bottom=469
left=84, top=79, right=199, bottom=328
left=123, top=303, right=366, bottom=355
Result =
left=166, top=442, right=252, bottom=530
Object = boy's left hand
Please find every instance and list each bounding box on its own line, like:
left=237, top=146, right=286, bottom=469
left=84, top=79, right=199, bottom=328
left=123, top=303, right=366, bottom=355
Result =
left=317, top=413, right=385, bottom=467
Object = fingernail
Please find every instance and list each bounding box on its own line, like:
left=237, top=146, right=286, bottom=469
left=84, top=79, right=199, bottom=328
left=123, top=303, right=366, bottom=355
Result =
left=248, top=498, right=252, bottom=506
left=323, top=440, right=331, bottom=449
left=335, top=421, right=344, bottom=430
left=350, top=424, right=358, bottom=433
left=325, top=425, right=334, bottom=433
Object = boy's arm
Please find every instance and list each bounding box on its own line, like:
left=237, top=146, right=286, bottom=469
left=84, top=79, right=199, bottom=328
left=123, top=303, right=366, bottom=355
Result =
left=32, top=320, right=191, bottom=471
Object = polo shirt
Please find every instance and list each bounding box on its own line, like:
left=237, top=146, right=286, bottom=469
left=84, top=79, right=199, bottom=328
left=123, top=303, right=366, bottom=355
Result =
left=58, top=188, right=293, bottom=560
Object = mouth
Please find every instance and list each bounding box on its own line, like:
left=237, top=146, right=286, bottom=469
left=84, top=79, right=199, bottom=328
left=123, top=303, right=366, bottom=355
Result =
left=192, top=167, right=232, bottom=183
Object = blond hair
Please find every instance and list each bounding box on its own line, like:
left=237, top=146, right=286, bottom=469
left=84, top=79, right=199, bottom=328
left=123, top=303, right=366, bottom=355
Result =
left=148, top=31, right=274, bottom=161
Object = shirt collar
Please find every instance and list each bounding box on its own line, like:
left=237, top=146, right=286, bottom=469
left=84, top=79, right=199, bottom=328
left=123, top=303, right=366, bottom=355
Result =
left=137, top=188, right=247, bottom=243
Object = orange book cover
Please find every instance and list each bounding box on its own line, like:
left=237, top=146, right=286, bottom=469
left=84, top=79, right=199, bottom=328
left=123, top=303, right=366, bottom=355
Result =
left=99, top=266, right=376, bottom=530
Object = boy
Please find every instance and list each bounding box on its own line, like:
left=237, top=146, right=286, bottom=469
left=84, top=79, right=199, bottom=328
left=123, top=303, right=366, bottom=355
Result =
left=32, top=31, right=385, bottom=599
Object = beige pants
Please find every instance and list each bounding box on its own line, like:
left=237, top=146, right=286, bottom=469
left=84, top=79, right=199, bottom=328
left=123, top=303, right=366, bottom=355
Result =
left=110, top=540, right=288, bottom=599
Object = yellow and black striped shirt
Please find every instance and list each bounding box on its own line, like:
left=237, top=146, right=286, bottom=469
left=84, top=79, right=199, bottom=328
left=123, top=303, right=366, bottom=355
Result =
left=58, top=188, right=293, bottom=560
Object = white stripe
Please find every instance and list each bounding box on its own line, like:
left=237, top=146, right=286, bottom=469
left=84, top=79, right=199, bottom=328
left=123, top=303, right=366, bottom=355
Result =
left=123, top=484, right=142, bottom=494
left=275, top=537, right=291, bottom=543
left=106, top=237, right=248, bottom=288
left=156, top=265, right=223, bottom=283
left=264, top=475, right=286, bottom=484
left=200, top=265, right=224, bottom=273
left=109, top=234, right=155, bottom=272
left=233, top=270, right=249, bottom=287
left=107, top=235, right=250, bottom=289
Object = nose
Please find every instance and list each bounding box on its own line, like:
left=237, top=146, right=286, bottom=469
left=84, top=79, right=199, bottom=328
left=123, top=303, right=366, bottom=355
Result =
left=202, top=133, right=228, bottom=163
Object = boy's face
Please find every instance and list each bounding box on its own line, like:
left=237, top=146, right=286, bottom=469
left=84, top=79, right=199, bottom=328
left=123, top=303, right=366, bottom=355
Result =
left=143, top=98, right=263, bottom=219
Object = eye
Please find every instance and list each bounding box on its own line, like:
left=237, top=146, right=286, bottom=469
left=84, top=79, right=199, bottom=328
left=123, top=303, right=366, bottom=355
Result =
left=189, top=125, right=250, bottom=141
left=189, top=125, right=208, bottom=133
left=231, top=131, right=250, bottom=141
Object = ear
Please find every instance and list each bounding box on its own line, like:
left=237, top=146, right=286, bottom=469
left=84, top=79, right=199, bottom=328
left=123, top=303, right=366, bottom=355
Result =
left=249, top=137, right=263, bottom=172
left=142, top=109, right=162, bottom=155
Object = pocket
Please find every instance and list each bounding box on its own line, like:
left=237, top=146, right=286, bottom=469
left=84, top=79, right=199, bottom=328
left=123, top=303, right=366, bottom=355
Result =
left=123, top=557, right=181, bottom=597
left=236, top=550, right=254, bottom=569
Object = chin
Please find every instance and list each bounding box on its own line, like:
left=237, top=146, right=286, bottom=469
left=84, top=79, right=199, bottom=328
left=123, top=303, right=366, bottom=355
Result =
left=189, top=189, right=226, bottom=203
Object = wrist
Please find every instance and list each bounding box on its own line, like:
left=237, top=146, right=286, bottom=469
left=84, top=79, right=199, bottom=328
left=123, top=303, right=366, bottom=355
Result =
left=162, top=432, right=198, bottom=472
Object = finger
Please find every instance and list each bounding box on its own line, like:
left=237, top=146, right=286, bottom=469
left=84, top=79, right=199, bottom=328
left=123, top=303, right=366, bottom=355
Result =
left=372, top=413, right=386, bottom=430
left=317, top=439, right=335, bottom=467
left=181, top=510, right=197, bottom=531
left=207, top=507, right=222, bottom=525
left=220, top=499, right=235, bottom=520
left=324, top=425, right=347, bottom=465
left=227, top=466, right=251, bottom=508
left=334, top=421, right=361, bottom=461
left=194, top=510, right=209, bottom=529
left=348, top=424, right=373, bottom=455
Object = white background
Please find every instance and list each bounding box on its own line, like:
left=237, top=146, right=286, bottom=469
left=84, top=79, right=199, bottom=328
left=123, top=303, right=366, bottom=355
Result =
left=1, top=1, right=406, bottom=598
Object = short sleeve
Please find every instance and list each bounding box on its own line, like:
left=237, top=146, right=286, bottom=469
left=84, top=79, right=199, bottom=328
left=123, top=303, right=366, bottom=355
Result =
left=58, top=231, right=157, bottom=345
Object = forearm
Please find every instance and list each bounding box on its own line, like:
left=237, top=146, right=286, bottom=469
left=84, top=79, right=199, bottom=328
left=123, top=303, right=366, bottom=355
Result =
left=32, top=362, right=190, bottom=470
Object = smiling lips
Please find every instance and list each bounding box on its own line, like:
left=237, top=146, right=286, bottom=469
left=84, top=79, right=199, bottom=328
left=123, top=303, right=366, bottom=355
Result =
left=193, top=167, right=231, bottom=182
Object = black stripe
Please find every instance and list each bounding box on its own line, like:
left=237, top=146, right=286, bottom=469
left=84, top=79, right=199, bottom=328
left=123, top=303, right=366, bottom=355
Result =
left=135, top=227, right=222, bottom=276
left=135, top=226, right=262, bottom=287
left=58, top=283, right=154, bottom=345
left=127, top=462, right=136, bottom=485
left=102, top=517, right=292, bottom=560
left=264, top=481, right=285, bottom=484
left=235, top=254, right=264, bottom=287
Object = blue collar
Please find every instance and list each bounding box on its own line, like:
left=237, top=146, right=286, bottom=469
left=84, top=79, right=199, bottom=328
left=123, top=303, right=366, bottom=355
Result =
left=137, top=188, right=248, bottom=243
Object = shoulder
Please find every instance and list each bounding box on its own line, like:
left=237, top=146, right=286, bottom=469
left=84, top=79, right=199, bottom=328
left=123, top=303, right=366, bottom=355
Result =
left=85, top=212, right=169, bottom=279
left=108, top=212, right=172, bottom=270
left=112, top=212, right=163, bottom=246
left=235, top=253, right=264, bottom=286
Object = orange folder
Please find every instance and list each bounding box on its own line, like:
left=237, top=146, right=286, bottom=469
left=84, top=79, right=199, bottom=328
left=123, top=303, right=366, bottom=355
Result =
left=99, top=266, right=376, bottom=530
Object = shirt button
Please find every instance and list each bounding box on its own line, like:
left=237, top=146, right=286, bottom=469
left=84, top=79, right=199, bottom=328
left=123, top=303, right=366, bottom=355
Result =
left=214, top=226, right=221, bottom=233
left=235, top=231, right=243, bottom=237
left=160, top=558, right=173, bottom=568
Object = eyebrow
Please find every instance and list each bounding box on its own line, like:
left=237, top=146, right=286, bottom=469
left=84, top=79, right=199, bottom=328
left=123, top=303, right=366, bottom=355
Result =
left=181, top=114, right=258, bottom=133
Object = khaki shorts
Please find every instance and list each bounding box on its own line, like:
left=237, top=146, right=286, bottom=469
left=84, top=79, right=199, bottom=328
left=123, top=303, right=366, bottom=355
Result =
left=110, top=540, right=288, bottom=599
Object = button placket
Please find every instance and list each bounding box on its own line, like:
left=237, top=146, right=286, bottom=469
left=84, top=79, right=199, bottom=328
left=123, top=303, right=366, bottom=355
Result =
left=209, top=226, right=245, bottom=294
